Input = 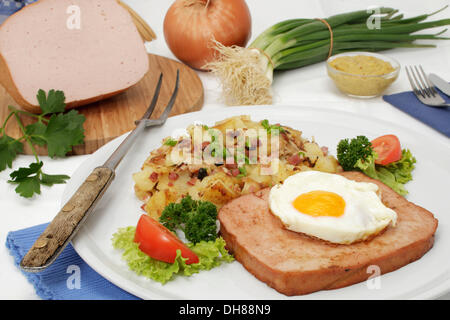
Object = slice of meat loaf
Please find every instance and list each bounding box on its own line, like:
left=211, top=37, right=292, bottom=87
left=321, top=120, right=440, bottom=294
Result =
left=218, top=171, right=438, bottom=296
left=0, top=0, right=149, bottom=113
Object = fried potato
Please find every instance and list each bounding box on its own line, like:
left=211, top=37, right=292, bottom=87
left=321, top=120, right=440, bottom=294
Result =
left=134, top=116, right=341, bottom=218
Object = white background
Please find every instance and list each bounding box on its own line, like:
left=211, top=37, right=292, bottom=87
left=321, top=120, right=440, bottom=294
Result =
left=0, top=0, right=449, bottom=299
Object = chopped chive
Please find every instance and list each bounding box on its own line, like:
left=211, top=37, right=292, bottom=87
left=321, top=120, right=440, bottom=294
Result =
left=164, top=138, right=178, bottom=146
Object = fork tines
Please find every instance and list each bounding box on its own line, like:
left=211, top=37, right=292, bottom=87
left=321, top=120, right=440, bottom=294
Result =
left=405, top=65, right=437, bottom=98
left=405, top=65, right=448, bottom=107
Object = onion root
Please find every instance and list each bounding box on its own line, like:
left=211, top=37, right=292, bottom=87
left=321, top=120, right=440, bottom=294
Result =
left=204, top=40, right=274, bottom=106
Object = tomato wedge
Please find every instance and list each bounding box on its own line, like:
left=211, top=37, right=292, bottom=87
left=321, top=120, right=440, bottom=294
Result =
left=371, top=135, right=402, bottom=166
left=134, top=214, right=199, bottom=265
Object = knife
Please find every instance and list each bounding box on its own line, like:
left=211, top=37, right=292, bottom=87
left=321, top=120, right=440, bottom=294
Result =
left=429, top=73, right=450, bottom=97
left=20, top=71, right=180, bottom=272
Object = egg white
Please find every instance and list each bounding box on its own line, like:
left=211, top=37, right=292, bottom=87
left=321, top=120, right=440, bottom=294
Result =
left=269, top=171, right=397, bottom=244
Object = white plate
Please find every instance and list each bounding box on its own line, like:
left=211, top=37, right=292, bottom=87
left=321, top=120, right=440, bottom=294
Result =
left=64, top=105, right=450, bottom=300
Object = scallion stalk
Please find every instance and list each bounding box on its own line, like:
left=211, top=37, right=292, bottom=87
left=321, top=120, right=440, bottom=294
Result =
left=204, top=6, right=450, bottom=106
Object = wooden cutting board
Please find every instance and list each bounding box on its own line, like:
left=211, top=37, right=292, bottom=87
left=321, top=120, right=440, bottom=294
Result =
left=0, top=53, right=204, bottom=155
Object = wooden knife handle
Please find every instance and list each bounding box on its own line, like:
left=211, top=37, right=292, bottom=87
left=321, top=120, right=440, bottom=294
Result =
left=20, top=167, right=115, bottom=270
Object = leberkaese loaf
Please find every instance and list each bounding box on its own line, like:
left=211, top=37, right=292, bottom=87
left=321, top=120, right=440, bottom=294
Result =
left=0, top=0, right=149, bottom=113
left=218, top=171, right=438, bottom=296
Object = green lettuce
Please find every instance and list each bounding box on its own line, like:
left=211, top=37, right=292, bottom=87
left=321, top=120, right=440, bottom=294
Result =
left=383, top=149, right=416, bottom=184
left=112, top=226, right=234, bottom=284
left=355, top=149, right=416, bottom=196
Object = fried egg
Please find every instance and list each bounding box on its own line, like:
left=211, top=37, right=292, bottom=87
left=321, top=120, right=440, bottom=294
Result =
left=269, top=171, right=397, bottom=244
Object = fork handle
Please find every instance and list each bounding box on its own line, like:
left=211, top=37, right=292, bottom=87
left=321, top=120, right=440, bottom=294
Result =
left=20, top=167, right=115, bottom=271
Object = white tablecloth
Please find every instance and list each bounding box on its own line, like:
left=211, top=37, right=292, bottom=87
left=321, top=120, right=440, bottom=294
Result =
left=1, top=0, right=449, bottom=299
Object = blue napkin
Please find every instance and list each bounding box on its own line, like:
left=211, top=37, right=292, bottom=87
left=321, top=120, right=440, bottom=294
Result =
left=0, top=0, right=36, bottom=24
left=6, top=223, right=139, bottom=300
left=383, top=87, right=450, bottom=138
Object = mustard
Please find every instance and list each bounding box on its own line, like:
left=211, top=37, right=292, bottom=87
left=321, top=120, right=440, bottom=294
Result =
left=327, top=54, right=398, bottom=97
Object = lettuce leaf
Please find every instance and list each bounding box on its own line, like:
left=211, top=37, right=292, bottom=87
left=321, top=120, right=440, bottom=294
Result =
left=355, top=149, right=416, bottom=196
left=112, top=226, right=234, bottom=284
left=383, top=149, right=416, bottom=184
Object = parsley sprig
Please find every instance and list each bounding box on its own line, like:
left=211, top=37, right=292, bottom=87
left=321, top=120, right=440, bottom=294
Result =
left=0, top=89, right=86, bottom=198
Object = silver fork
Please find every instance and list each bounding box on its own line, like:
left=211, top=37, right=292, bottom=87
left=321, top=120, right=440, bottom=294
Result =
left=20, top=70, right=180, bottom=272
left=405, top=65, right=449, bottom=108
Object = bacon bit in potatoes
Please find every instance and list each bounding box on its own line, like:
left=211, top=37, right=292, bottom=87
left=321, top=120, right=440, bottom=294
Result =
left=321, top=146, right=329, bottom=156
left=149, top=172, right=158, bottom=182
left=168, top=182, right=174, bottom=187
left=187, top=177, right=197, bottom=186
left=202, top=141, right=211, bottom=150
left=287, top=154, right=302, bottom=166
left=231, top=168, right=241, bottom=177
left=225, top=162, right=238, bottom=170
left=169, top=172, right=179, bottom=181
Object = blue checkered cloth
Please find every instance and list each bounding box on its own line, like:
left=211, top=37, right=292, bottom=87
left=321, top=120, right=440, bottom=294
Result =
left=0, top=0, right=37, bottom=24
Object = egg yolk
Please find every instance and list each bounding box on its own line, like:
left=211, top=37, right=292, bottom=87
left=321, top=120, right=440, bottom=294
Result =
left=292, top=191, right=346, bottom=217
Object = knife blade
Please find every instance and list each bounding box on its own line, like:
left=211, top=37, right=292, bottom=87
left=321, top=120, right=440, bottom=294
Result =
left=429, top=73, right=450, bottom=97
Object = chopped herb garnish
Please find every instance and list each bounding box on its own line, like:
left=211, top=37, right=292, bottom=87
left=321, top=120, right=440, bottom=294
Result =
left=234, top=151, right=250, bottom=165
left=261, top=119, right=285, bottom=134
left=164, top=138, right=178, bottom=146
left=236, top=166, right=247, bottom=178
left=208, top=129, right=225, bottom=159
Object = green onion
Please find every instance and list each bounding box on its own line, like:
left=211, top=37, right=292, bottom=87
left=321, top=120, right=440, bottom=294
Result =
left=205, top=6, right=450, bottom=106
left=261, top=119, right=285, bottom=134
left=164, top=138, right=178, bottom=146
left=237, top=166, right=247, bottom=178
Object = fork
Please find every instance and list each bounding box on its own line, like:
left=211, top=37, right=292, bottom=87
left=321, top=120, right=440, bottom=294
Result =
left=405, top=65, right=449, bottom=108
left=20, top=70, right=180, bottom=272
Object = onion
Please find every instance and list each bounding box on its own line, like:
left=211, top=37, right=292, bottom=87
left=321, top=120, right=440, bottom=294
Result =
left=163, top=0, right=252, bottom=70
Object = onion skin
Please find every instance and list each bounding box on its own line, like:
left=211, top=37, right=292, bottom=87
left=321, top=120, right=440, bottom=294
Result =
left=164, top=0, right=252, bottom=70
